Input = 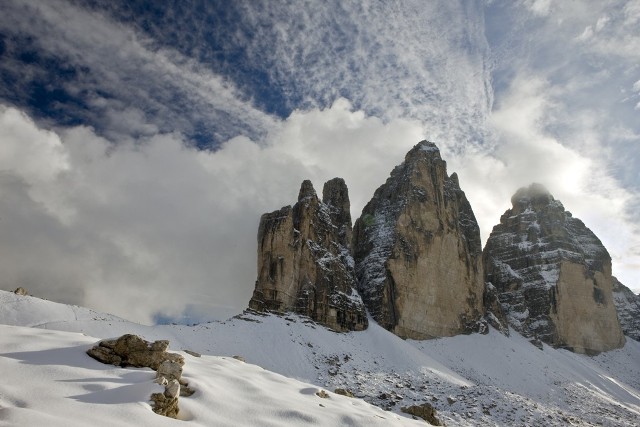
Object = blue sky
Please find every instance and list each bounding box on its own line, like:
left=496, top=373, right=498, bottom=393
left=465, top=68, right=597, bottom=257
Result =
left=0, top=0, right=639, bottom=323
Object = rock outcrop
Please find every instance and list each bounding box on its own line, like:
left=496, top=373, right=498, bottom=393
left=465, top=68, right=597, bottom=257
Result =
left=353, top=141, right=484, bottom=339
left=483, top=282, right=509, bottom=336
left=401, top=403, right=442, bottom=426
left=483, top=184, right=625, bottom=354
left=87, top=334, right=195, bottom=419
left=248, top=178, right=367, bottom=332
left=86, top=334, right=184, bottom=369
left=612, top=277, right=640, bottom=341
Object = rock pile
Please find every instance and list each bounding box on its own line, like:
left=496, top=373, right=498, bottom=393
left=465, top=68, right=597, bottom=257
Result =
left=86, top=334, right=194, bottom=418
left=483, top=184, right=625, bottom=354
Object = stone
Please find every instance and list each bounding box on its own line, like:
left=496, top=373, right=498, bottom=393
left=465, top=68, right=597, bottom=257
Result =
left=248, top=178, right=368, bottom=332
left=232, top=355, right=246, bottom=362
left=334, top=388, right=354, bottom=397
left=13, top=287, right=28, bottom=296
left=401, top=403, right=442, bottom=425
left=483, top=184, right=625, bottom=354
left=316, top=390, right=330, bottom=398
left=612, top=277, right=640, bottom=341
left=150, top=391, right=179, bottom=418
left=157, top=360, right=183, bottom=382
left=87, top=334, right=184, bottom=370
left=164, top=379, right=181, bottom=399
left=353, top=141, right=484, bottom=339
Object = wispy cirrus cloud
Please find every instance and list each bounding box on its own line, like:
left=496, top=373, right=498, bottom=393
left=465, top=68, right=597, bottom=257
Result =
left=0, top=0, right=278, bottom=145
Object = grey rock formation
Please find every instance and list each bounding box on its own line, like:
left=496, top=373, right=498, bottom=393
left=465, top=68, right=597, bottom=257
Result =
left=248, top=178, right=367, bottom=332
left=86, top=334, right=184, bottom=369
left=87, top=334, right=195, bottom=418
left=401, top=402, right=442, bottom=426
left=483, top=283, right=509, bottom=336
left=483, top=184, right=625, bottom=354
left=151, top=378, right=180, bottom=418
left=157, top=359, right=183, bottom=382
left=353, top=141, right=484, bottom=339
left=612, top=277, right=640, bottom=341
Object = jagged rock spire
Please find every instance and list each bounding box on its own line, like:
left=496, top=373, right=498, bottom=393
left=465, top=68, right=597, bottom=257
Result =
left=249, top=179, right=367, bottom=332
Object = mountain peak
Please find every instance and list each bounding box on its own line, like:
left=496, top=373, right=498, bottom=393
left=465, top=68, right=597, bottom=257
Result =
left=405, top=140, right=442, bottom=161
left=484, top=186, right=625, bottom=354
left=353, top=140, right=484, bottom=339
left=511, top=183, right=556, bottom=211
left=298, top=179, right=317, bottom=201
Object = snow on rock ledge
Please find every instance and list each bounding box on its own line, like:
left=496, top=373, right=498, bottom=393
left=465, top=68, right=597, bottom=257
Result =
left=353, top=141, right=484, bottom=339
left=483, top=183, right=625, bottom=354
left=248, top=178, right=367, bottom=332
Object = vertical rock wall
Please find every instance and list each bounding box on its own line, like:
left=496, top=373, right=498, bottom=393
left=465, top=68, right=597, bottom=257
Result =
left=483, top=184, right=625, bottom=354
left=248, top=178, right=367, bottom=332
left=353, top=141, right=484, bottom=339
left=612, top=277, right=640, bottom=341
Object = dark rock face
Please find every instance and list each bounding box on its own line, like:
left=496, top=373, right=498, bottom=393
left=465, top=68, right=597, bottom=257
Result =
left=612, top=277, right=640, bottom=341
left=248, top=178, right=367, bottom=332
left=483, top=282, right=509, bottom=336
left=353, top=141, right=484, bottom=339
left=483, top=184, right=625, bottom=354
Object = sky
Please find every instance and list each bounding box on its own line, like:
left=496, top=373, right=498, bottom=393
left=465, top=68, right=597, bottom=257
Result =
left=0, top=0, right=639, bottom=324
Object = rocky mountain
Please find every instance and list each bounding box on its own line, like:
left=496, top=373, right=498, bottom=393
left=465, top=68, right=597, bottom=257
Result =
left=612, top=277, right=640, bottom=341
left=483, top=183, right=625, bottom=354
left=352, top=141, right=484, bottom=339
left=248, top=178, right=367, bottom=332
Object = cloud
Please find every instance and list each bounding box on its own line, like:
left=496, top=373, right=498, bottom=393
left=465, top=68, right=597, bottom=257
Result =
left=448, top=73, right=640, bottom=292
left=0, top=0, right=278, bottom=144
left=0, top=102, right=425, bottom=324
left=2, top=90, right=639, bottom=326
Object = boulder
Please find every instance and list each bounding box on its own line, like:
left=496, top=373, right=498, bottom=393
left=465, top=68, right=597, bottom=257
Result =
left=483, top=184, right=625, bottom=354
left=151, top=378, right=180, bottom=418
left=401, top=402, right=442, bottom=425
left=87, top=334, right=184, bottom=370
left=353, top=141, right=484, bottom=339
left=156, top=359, right=183, bottom=382
left=248, top=178, right=367, bottom=332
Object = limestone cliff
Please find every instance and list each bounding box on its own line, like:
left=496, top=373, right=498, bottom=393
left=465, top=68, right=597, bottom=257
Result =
left=612, top=277, right=640, bottom=341
left=353, top=141, right=484, bottom=339
left=248, top=178, right=367, bottom=331
left=483, top=184, right=625, bottom=354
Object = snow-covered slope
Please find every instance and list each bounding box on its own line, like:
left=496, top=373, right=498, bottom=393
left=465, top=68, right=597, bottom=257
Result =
left=0, top=324, right=421, bottom=427
left=1, top=290, right=639, bottom=426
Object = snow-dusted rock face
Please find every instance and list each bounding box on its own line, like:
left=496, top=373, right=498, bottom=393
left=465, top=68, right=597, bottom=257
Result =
left=248, top=178, right=367, bottom=332
left=612, top=277, right=640, bottom=341
left=353, top=141, right=484, bottom=339
left=483, top=184, right=625, bottom=354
